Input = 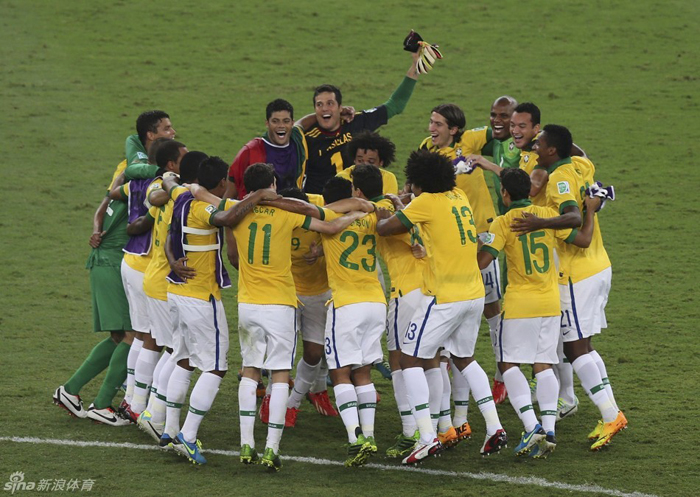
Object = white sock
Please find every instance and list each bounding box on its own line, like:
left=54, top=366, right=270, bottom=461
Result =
left=502, top=367, right=539, bottom=432
left=425, top=368, right=442, bottom=432
left=146, top=350, right=169, bottom=414
left=310, top=360, right=329, bottom=393
left=589, top=350, right=619, bottom=411
left=238, top=377, right=258, bottom=448
left=555, top=356, right=576, bottom=405
left=535, top=369, right=558, bottom=433
left=334, top=383, right=360, bottom=443
left=486, top=314, right=503, bottom=382
left=391, top=370, right=416, bottom=436
left=151, top=352, right=176, bottom=424
left=356, top=384, right=377, bottom=438
left=462, top=361, right=502, bottom=435
left=572, top=354, right=617, bottom=423
left=450, top=358, right=470, bottom=427
left=125, top=338, right=143, bottom=404
left=438, top=362, right=453, bottom=432
left=132, top=348, right=160, bottom=414
left=266, top=383, right=288, bottom=452
left=287, top=359, right=319, bottom=409
left=402, top=367, right=436, bottom=444
left=164, top=366, right=192, bottom=438
left=181, top=372, right=222, bottom=443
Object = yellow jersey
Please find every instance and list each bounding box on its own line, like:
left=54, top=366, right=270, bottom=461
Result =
left=373, top=197, right=424, bottom=299
left=395, top=188, right=484, bottom=304
left=143, top=183, right=187, bottom=301
left=108, top=159, right=127, bottom=191
left=167, top=197, right=228, bottom=301
left=337, top=165, right=399, bottom=195
left=291, top=194, right=329, bottom=296
left=320, top=209, right=386, bottom=308
left=482, top=201, right=575, bottom=318
left=232, top=203, right=310, bottom=306
left=546, top=156, right=611, bottom=284
left=519, top=149, right=547, bottom=207
left=420, top=127, right=496, bottom=233
left=121, top=180, right=155, bottom=273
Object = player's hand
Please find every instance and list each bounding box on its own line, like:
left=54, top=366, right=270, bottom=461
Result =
left=584, top=196, right=602, bottom=213
left=259, top=188, right=281, bottom=201
left=163, top=171, right=179, bottom=180
left=375, top=207, right=393, bottom=220
left=303, top=242, right=322, bottom=265
left=340, top=106, right=356, bottom=124
left=511, top=211, right=545, bottom=234
left=411, top=242, right=426, bottom=259
left=89, top=231, right=106, bottom=248
left=385, top=193, right=406, bottom=210
left=171, top=257, right=196, bottom=280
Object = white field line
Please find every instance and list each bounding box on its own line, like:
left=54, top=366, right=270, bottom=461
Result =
left=2, top=436, right=658, bottom=497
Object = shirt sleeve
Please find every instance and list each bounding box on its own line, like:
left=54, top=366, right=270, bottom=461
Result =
left=350, top=106, right=389, bottom=133
left=382, top=76, right=416, bottom=119
left=396, top=194, right=431, bottom=228
left=384, top=171, right=399, bottom=195
left=189, top=202, right=219, bottom=227
left=125, top=163, right=159, bottom=180
left=125, top=134, right=148, bottom=165
left=320, top=207, right=342, bottom=222
left=481, top=217, right=506, bottom=258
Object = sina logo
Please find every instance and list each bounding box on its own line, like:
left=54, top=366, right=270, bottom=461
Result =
left=4, top=472, right=35, bottom=494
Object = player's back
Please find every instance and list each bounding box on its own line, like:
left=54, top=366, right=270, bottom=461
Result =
left=290, top=194, right=328, bottom=296
left=233, top=203, right=307, bottom=306
left=321, top=208, right=385, bottom=308
left=400, top=188, right=484, bottom=304
left=519, top=150, right=547, bottom=206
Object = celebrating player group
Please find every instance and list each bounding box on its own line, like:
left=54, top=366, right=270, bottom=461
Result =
left=52, top=30, right=626, bottom=471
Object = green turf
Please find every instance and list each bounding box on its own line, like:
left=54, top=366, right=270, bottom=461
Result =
left=1, top=0, right=699, bottom=496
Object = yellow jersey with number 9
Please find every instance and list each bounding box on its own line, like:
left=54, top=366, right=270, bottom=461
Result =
left=395, top=188, right=484, bottom=304
left=291, top=194, right=329, bottom=296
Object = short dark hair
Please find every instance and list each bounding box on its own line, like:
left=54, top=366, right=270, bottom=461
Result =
left=322, top=176, right=352, bottom=204
left=244, top=163, right=275, bottom=193
left=156, top=140, right=186, bottom=170
left=313, top=84, right=342, bottom=106
left=404, top=150, right=455, bottom=193
left=348, top=131, right=396, bottom=167
left=542, top=124, right=573, bottom=159
left=351, top=164, right=383, bottom=199
left=279, top=187, right=309, bottom=202
left=513, top=102, right=541, bottom=125
left=148, top=137, right=172, bottom=165
left=179, top=151, right=208, bottom=184
left=136, top=110, right=170, bottom=146
left=198, top=156, right=228, bottom=190
left=266, top=99, right=294, bottom=120
left=500, top=168, right=531, bottom=201
left=432, top=103, right=466, bottom=141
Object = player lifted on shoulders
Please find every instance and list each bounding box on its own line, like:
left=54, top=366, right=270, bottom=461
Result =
left=512, top=125, right=627, bottom=451
left=377, top=150, right=506, bottom=465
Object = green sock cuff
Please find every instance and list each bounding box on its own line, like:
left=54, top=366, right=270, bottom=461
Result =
left=399, top=410, right=413, bottom=416
left=166, top=401, right=183, bottom=409
left=476, top=396, right=494, bottom=406
left=338, top=401, right=357, bottom=412
left=590, top=383, right=606, bottom=395
left=155, top=393, right=167, bottom=401
left=541, top=410, right=557, bottom=417
left=358, top=403, right=377, bottom=410
left=268, top=423, right=284, bottom=429
left=414, top=403, right=429, bottom=412
left=519, top=404, right=534, bottom=414
left=430, top=413, right=439, bottom=419
left=439, top=410, right=451, bottom=417
left=454, top=401, right=469, bottom=406
left=188, top=406, right=207, bottom=416
left=135, top=381, right=148, bottom=389
left=239, top=410, right=257, bottom=417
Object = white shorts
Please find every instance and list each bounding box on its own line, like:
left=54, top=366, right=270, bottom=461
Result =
left=325, top=302, right=386, bottom=369
left=120, top=259, right=149, bottom=333
left=560, top=267, right=611, bottom=343
left=239, top=303, right=297, bottom=371
left=297, top=290, right=331, bottom=345
left=146, top=296, right=173, bottom=348
left=481, top=257, right=502, bottom=305
left=403, top=295, right=485, bottom=359
left=498, top=316, right=560, bottom=365
left=168, top=293, right=229, bottom=372
left=386, top=289, right=423, bottom=352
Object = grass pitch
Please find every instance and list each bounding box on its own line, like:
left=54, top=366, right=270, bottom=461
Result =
left=1, top=0, right=699, bottom=496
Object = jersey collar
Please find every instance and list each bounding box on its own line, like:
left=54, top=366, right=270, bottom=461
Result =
left=369, top=195, right=385, bottom=202
left=506, top=199, right=532, bottom=212
left=547, top=156, right=573, bottom=174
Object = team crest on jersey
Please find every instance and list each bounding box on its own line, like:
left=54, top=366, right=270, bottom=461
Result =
left=205, top=205, right=217, bottom=214
left=137, top=152, right=148, bottom=160
left=364, top=107, right=377, bottom=114
left=455, top=147, right=462, bottom=156
left=509, top=142, right=515, bottom=151
left=557, top=181, right=570, bottom=194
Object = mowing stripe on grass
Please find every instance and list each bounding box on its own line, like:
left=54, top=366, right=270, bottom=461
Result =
left=2, top=436, right=657, bottom=497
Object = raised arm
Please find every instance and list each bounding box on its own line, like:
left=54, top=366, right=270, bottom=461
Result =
left=383, top=53, right=419, bottom=119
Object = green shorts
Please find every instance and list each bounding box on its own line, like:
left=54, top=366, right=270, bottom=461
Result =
left=90, top=264, right=132, bottom=332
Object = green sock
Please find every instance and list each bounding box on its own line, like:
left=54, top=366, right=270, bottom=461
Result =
left=64, top=337, right=117, bottom=395
left=93, top=341, right=130, bottom=409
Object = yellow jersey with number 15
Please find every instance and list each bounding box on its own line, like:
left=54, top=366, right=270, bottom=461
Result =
left=395, top=188, right=484, bottom=304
